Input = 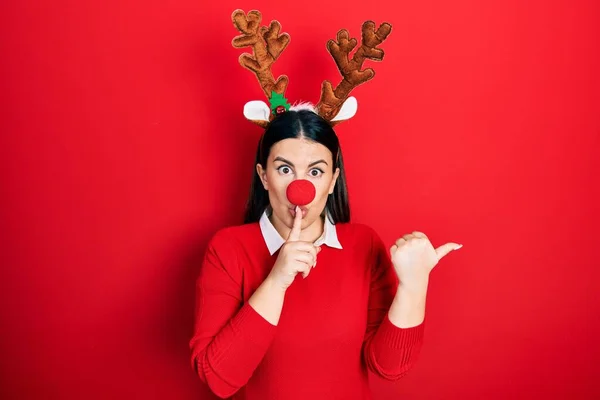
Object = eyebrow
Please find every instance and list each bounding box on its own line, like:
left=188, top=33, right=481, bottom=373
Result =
left=273, top=156, right=328, bottom=167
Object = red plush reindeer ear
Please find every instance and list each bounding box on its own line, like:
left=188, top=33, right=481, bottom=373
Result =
left=231, top=9, right=291, bottom=128
left=316, top=21, right=392, bottom=125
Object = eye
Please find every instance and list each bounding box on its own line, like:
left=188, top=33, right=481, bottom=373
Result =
left=309, top=168, right=324, bottom=177
left=277, top=165, right=292, bottom=175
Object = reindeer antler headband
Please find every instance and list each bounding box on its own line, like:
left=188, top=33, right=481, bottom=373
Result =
left=231, top=9, right=392, bottom=128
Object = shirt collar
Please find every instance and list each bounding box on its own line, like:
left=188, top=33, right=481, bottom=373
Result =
left=259, top=207, right=343, bottom=255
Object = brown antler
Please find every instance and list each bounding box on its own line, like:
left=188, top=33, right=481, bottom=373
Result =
left=231, top=9, right=290, bottom=101
left=316, top=21, right=392, bottom=121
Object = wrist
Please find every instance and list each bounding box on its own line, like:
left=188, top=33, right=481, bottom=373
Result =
left=263, top=275, right=288, bottom=296
left=398, top=277, right=429, bottom=297
left=248, top=276, right=287, bottom=326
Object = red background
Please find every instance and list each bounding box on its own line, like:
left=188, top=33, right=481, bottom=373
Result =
left=1, top=0, right=599, bottom=399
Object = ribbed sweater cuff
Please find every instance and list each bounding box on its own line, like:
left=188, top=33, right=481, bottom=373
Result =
left=376, top=313, right=425, bottom=349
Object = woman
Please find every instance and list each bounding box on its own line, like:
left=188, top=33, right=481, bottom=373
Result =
left=189, top=109, right=462, bottom=399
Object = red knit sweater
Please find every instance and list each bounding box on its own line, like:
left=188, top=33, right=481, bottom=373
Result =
left=189, top=221, right=424, bottom=399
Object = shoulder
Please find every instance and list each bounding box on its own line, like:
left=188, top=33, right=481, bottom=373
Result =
left=202, top=223, right=261, bottom=276
left=335, top=221, right=381, bottom=249
left=336, top=221, right=378, bottom=237
left=208, top=222, right=261, bottom=250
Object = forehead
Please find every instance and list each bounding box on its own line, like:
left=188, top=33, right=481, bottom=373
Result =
left=269, top=138, right=333, bottom=164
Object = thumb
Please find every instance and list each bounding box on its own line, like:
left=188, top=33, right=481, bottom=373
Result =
left=286, top=206, right=303, bottom=242
left=435, top=243, right=463, bottom=260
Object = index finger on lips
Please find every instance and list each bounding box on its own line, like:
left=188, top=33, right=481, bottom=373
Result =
left=286, top=206, right=303, bottom=242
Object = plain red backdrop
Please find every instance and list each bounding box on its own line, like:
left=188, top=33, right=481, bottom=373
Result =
left=1, top=0, right=599, bottom=399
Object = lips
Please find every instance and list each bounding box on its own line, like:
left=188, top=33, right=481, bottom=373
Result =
left=289, top=206, right=308, bottom=218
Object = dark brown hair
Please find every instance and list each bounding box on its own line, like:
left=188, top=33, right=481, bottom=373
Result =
left=243, top=110, right=350, bottom=224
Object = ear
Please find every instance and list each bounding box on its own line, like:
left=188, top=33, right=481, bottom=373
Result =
left=244, top=101, right=271, bottom=128
left=256, top=163, right=268, bottom=190
left=328, top=167, right=341, bottom=194
left=330, top=96, right=358, bottom=122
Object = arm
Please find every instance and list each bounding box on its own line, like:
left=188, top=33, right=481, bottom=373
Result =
left=189, top=230, right=279, bottom=398
left=362, top=228, right=425, bottom=381
left=388, top=279, right=428, bottom=328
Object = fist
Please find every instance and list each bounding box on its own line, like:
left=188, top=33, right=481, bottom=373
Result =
left=390, top=231, right=462, bottom=288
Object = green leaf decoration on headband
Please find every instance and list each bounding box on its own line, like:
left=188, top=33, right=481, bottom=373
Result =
left=269, top=91, right=291, bottom=115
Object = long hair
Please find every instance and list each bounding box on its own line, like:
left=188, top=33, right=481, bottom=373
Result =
left=243, top=109, right=350, bottom=224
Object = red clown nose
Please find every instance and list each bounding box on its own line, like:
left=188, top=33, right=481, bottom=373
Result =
left=286, top=179, right=316, bottom=206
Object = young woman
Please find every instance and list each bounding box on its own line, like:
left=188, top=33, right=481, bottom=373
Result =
left=189, top=109, right=462, bottom=399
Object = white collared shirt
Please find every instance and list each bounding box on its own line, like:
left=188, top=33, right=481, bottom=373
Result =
left=259, top=207, right=343, bottom=255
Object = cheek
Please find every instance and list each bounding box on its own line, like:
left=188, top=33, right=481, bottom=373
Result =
left=313, top=178, right=333, bottom=202
left=266, top=173, right=291, bottom=201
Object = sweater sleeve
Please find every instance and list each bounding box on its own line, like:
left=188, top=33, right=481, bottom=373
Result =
left=189, top=229, right=277, bottom=398
left=362, top=227, right=425, bottom=381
